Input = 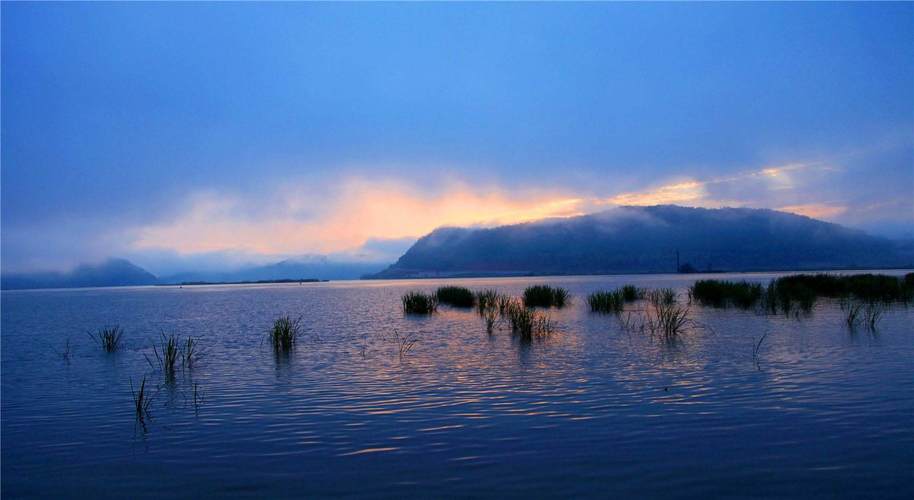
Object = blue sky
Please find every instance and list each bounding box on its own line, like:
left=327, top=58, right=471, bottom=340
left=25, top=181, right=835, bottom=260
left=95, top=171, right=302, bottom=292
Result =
left=2, top=2, right=912, bottom=273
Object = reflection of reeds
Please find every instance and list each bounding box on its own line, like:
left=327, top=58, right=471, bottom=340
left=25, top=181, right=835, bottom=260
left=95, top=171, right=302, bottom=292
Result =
left=89, top=326, right=124, bottom=352
left=523, top=285, right=569, bottom=308
left=402, top=292, right=438, bottom=314
left=436, top=286, right=475, bottom=307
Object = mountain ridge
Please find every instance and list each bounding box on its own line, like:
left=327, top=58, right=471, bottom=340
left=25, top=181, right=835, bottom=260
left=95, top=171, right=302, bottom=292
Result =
left=371, top=205, right=914, bottom=278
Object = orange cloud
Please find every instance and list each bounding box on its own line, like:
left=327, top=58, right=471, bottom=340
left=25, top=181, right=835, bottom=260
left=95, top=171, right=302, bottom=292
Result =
left=131, top=179, right=586, bottom=255
left=777, top=203, right=847, bottom=220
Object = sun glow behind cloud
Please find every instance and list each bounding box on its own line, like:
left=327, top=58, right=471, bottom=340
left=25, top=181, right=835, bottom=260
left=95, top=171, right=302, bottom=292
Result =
left=128, top=160, right=880, bottom=260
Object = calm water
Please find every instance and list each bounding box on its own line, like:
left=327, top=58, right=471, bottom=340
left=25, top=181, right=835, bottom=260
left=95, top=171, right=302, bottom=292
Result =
left=2, top=272, right=913, bottom=498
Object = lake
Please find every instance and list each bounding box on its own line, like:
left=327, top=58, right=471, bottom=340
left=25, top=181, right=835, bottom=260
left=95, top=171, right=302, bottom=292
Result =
left=2, top=271, right=913, bottom=498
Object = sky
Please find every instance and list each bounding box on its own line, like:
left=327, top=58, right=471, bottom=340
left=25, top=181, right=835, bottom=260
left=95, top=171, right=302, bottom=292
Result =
left=2, top=2, right=913, bottom=274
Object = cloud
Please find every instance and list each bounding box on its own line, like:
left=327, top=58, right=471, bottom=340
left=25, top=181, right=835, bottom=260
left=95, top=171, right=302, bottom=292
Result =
left=598, top=162, right=834, bottom=210
left=130, top=177, right=586, bottom=257
left=777, top=204, right=848, bottom=220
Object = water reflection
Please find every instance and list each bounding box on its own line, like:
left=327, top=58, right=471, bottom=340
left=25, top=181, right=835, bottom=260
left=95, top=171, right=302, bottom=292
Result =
left=2, top=271, right=913, bottom=498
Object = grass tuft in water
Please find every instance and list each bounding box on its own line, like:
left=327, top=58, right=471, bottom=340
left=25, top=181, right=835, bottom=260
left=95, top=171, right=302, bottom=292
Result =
left=620, top=285, right=643, bottom=302
left=765, top=273, right=911, bottom=315
left=647, top=288, right=677, bottom=307
left=402, top=292, right=438, bottom=314
left=475, top=289, right=505, bottom=316
left=587, top=290, right=625, bottom=314
left=88, top=326, right=124, bottom=353
left=182, top=337, right=200, bottom=369
left=270, top=315, right=302, bottom=350
left=148, top=333, right=180, bottom=376
left=390, top=329, right=419, bottom=359
left=645, top=301, right=690, bottom=341
left=523, top=285, right=569, bottom=308
left=506, top=300, right=555, bottom=340
left=691, top=280, right=763, bottom=309
left=131, top=376, right=153, bottom=422
left=436, top=286, right=476, bottom=308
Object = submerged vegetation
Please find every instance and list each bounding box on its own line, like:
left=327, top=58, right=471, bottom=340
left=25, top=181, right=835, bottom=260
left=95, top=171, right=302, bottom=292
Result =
left=436, top=286, right=476, bottom=308
left=523, top=285, right=569, bottom=308
left=88, top=326, right=124, bottom=353
left=269, top=315, right=302, bottom=350
left=402, top=292, right=438, bottom=314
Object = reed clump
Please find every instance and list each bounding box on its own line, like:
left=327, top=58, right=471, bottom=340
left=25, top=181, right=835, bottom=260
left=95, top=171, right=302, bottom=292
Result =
left=843, top=299, right=885, bottom=331
left=89, top=326, right=124, bottom=353
left=647, top=288, right=677, bottom=307
left=436, top=286, right=475, bottom=308
left=523, top=285, right=569, bottom=308
left=587, top=290, right=625, bottom=314
left=620, top=285, right=644, bottom=302
left=148, top=333, right=180, bottom=376
left=765, top=273, right=912, bottom=314
left=270, top=315, right=302, bottom=350
left=646, top=301, right=690, bottom=341
left=691, top=280, right=763, bottom=309
left=506, top=300, right=555, bottom=340
left=401, top=292, right=438, bottom=314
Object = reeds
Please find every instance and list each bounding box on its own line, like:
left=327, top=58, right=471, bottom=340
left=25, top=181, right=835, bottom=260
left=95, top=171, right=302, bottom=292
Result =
left=402, top=292, right=438, bottom=314
left=390, top=329, right=419, bottom=359
left=436, top=286, right=475, bottom=308
left=645, top=301, right=690, bottom=341
left=587, top=290, right=624, bottom=314
left=147, top=333, right=180, bottom=376
left=131, top=376, right=153, bottom=421
left=476, top=290, right=501, bottom=316
left=270, top=315, right=302, bottom=350
left=523, top=285, right=569, bottom=308
left=88, top=326, right=124, bottom=353
left=690, top=280, right=763, bottom=309
left=620, top=285, right=643, bottom=302
left=182, top=337, right=200, bottom=368
left=845, top=299, right=885, bottom=331
left=647, top=288, right=677, bottom=307
left=506, top=299, right=555, bottom=340
left=766, top=273, right=912, bottom=314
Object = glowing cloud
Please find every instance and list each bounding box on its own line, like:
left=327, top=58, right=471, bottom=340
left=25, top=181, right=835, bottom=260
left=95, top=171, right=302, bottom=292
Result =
left=778, top=204, right=848, bottom=220
left=131, top=179, right=586, bottom=256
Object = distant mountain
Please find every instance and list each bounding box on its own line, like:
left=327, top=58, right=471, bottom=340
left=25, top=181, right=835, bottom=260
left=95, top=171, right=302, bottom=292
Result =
left=371, top=205, right=914, bottom=278
left=158, top=256, right=387, bottom=284
left=1, top=258, right=158, bottom=290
